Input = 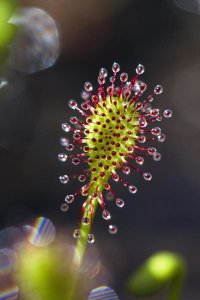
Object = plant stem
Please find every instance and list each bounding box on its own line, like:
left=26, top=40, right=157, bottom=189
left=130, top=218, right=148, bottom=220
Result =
left=66, top=198, right=99, bottom=300
left=167, top=266, right=186, bottom=300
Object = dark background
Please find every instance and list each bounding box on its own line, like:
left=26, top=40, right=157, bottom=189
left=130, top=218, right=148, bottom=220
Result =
left=0, top=0, right=200, bottom=299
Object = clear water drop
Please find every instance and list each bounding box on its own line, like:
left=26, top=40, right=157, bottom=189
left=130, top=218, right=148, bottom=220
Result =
left=82, top=217, right=90, bottom=225
left=163, top=109, right=173, bottom=118
left=110, top=76, right=115, bottom=83
left=60, top=203, right=69, bottom=212
left=151, top=127, right=161, bottom=136
left=157, top=133, right=166, bottom=142
left=108, top=225, right=118, bottom=234
left=60, top=137, right=69, bottom=146
left=99, top=68, right=108, bottom=78
left=73, top=132, right=81, bottom=140
left=135, top=157, right=144, bottom=165
left=73, top=229, right=81, bottom=239
left=102, top=210, right=111, bottom=220
left=68, top=99, right=78, bottom=109
left=80, top=90, right=89, bottom=100
left=65, top=194, right=74, bottom=203
left=112, top=173, right=119, bottom=181
left=58, top=153, right=68, bottom=162
left=120, top=73, right=128, bottom=82
left=112, top=62, right=120, bottom=73
left=138, top=135, right=146, bottom=143
left=154, top=85, right=163, bottom=95
left=70, top=116, right=78, bottom=124
left=66, top=144, right=74, bottom=151
left=138, top=117, right=147, bottom=128
left=122, top=166, right=130, bottom=175
left=153, top=152, right=162, bottom=161
left=136, top=64, right=145, bottom=75
left=147, top=147, right=157, bottom=155
left=116, top=198, right=124, bottom=208
left=150, top=109, right=159, bottom=117
left=59, top=175, right=69, bottom=184
left=72, top=158, right=80, bottom=165
left=128, top=185, right=137, bottom=194
left=98, top=76, right=105, bottom=85
left=143, top=172, right=152, bottom=181
left=84, top=82, right=93, bottom=92
left=78, top=175, right=86, bottom=182
left=88, top=233, right=95, bottom=243
left=62, top=123, right=71, bottom=132
left=148, top=95, right=154, bottom=102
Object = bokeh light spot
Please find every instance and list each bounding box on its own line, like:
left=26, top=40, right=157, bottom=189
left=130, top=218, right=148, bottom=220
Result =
left=9, top=7, right=60, bottom=73
left=23, top=217, right=56, bottom=247
left=88, top=286, right=119, bottom=300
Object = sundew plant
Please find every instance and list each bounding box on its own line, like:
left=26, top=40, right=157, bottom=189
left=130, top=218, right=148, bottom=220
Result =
left=58, top=62, right=172, bottom=244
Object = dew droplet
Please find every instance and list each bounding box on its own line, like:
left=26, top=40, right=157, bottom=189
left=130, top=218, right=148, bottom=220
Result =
left=157, top=133, right=166, bottom=142
left=62, top=123, right=71, bottom=132
left=81, top=102, right=90, bottom=110
left=147, top=147, right=157, bottom=155
left=73, top=132, right=81, bottom=140
left=84, top=82, right=93, bottom=92
left=58, top=153, right=68, bottom=162
left=59, top=174, right=69, bottom=184
left=138, top=117, right=147, bottom=128
left=107, top=86, right=113, bottom=95
left=112, top=62, right=120, bottom=73
left=99, top=68, right=108, bottom=78
left=68, top=99, right=78, bottom=109
left=156, top=115, right=162, bottom=122
left=66, top=144, right=74, bottom=151
left=150, top=109, right=159, bottom=117
left=122, top=166, right=130, bottom=175
left=102, top=210, right=111, bottom=220
left=73, top=229, right=81, bottom=238
left=108, top=225, right=118, bottom=234
left=138, top=135, right=146, bottom=143
left=110, top=76, right=115, bottom=83
left=65, top=194, right=74, bottom=203
left=135, top=157, right=144, bottom=165
left=98, top=76, right=105, bottom=85
left=60, top=137, right=69, bottom=146
left=60, top=203, right=69, bottom=212
left=151, top=127, right=161, bottom=136
left=143, top=172, right=152, bottom=181
left=116, top=198, right=124, bottom=207
left=128, top=185, right=137, bottom=194
left=120, top=72, right=128, bottom=82
left=153, top=152, right=162, bottom=161
left=136, top=64, right=145, bottom=75
left=72, top=158, right=80, bottom=165
left=70, top=116, right=78, bottom=124
left=163, top=109, right=173, bottom=118
left=112, top=173, right=119, bottom=181
left=88, top=233, right=95, bottom=243
left=154, top=85, right=163, bottom=95
left=80, top=90, right=89, bottom=100
left=82, top=217, right=90, bottom=225
left=148, top=95, right=154, bottom=102
left=78, top=175, right=86, bottom=182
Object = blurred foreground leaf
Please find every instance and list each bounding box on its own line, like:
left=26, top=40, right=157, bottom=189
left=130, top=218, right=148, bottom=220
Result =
left=126, top=251, right=186, bottom=300
left=0, top=0, right=17, bottom=46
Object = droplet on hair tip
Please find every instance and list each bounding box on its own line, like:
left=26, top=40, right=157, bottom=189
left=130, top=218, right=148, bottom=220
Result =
left=136, top=64, right=145, bottom=75
left=59, top=175, right=69, bottom=184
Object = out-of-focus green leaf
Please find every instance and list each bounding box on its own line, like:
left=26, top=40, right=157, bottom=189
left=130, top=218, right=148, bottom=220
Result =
left=126, top=251, right=186, bottom=298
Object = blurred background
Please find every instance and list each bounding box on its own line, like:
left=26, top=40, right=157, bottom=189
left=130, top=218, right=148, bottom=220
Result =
left=0, top=0, right=200, bottom=299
